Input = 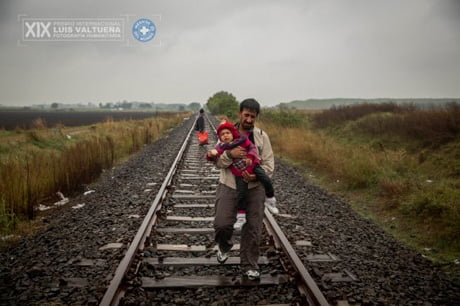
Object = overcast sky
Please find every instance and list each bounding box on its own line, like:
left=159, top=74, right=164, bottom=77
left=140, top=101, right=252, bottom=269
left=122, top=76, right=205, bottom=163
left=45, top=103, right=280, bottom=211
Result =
left=1, top=0, right=459, bottom=107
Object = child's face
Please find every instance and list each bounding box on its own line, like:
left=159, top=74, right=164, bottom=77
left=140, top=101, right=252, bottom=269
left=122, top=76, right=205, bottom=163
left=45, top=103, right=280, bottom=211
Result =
left=219, top=129, right=234, bottom=143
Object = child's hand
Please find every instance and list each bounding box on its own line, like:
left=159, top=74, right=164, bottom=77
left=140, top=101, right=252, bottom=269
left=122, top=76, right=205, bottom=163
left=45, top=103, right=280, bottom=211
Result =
left=245, top=158, right=252, bottom=166
left=207, top=149, right=218, bottom=157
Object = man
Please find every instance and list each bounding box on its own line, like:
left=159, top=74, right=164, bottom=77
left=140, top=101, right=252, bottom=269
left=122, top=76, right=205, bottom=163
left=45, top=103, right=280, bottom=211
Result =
left=213, top=98, right=275, bottom=280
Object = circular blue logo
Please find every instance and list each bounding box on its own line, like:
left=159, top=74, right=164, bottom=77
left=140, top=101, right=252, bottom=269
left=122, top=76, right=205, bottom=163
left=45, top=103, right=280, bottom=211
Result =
left=132, top=18, right=156, bottom=42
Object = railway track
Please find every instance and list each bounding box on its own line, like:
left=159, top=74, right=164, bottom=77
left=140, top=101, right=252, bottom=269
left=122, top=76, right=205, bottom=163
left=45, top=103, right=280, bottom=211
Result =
left=1, top=114, right=459, bottom=305
left=100, top=115, right=329, bottom=305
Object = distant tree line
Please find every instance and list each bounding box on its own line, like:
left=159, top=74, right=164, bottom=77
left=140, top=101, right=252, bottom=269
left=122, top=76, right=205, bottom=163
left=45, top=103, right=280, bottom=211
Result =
left=277, top=98, right=460, bottom=110
left=98, top=101, right=202, bottom=111
left=36, top=101, right=202, bottom=111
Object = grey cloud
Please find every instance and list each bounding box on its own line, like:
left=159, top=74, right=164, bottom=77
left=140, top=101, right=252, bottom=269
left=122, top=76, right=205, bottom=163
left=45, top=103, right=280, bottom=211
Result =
left=0, top=0, right=459, bottom=106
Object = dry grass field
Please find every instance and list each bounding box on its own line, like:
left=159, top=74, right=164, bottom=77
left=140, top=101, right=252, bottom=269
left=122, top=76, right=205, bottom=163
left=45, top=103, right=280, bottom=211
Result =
left=0, top=112, right=188, bottom=235
left=258, top=103, right=460, bottom=266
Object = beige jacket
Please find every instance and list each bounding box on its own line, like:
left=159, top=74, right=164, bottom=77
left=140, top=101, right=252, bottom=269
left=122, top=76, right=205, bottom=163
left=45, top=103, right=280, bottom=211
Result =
left=215, top=126, right=274, bottom=190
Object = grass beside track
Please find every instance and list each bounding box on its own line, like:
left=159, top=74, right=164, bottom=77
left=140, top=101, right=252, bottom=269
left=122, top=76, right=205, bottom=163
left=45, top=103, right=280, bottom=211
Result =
left=0, top=113, right=188, bottom=237
left=257, top=105, right=459, bottom=280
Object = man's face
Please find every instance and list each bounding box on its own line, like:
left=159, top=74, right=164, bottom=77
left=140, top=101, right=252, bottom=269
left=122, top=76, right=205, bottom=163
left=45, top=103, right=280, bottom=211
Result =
left=238, top=108, right=258, bottom=131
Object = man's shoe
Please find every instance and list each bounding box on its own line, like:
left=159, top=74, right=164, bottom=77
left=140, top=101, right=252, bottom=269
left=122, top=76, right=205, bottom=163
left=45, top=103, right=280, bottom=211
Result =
left=216, top=246, right=229, bottom=264
left=264, top=197, right=279, bottom=214
left=244, top=269, right=260, bottom=280
left=233, top=214, right=246, bottom=230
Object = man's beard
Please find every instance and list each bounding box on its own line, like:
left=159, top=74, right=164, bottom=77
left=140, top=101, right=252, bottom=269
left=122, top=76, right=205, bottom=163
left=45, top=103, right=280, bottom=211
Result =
left=242, top=123, right=254, bottom=131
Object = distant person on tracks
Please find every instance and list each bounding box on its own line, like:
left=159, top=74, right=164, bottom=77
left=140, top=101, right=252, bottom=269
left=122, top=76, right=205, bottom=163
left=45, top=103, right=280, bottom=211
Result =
left=195, top=108, right=205, bottom=133
left=211, top=98, right=278, bottom=280
left=195, top=108, right=209, bottom=146
left=206, top=119, right=277, bottom=230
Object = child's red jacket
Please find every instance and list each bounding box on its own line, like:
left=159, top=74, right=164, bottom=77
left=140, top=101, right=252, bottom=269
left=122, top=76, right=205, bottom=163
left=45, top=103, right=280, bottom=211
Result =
left=206, top=134, right=259, bottom=177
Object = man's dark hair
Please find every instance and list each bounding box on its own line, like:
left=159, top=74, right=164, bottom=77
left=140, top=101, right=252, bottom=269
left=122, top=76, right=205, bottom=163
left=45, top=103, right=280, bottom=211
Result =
left=240, top=98, right=260, bottom=114
left=199, top=108, right=204, bottom=113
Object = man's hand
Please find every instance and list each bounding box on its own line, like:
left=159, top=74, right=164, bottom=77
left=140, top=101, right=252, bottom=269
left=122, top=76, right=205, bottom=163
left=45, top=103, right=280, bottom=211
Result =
left=230, top=146, right=247, bottom=159
left=242, top=170, right=256, bottom=182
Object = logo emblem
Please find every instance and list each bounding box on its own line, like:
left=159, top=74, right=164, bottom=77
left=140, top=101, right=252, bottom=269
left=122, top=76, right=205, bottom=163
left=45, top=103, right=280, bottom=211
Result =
left=132, top=18, right=156, bottom=42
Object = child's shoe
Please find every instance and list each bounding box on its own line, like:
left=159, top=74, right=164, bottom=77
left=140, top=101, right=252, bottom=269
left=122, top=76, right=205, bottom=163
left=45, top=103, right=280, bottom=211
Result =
left=233, top=212, right=247, bottom=230
left=264, top=197, right=279, bottom=214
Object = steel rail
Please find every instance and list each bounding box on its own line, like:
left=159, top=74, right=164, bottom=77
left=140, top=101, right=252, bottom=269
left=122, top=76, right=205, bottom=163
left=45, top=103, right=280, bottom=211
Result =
left=101, top=113, right=329, bottom=305
left=206, top=112, right=217, bottom=133
left=264, top=210, right=329, bottom=306
left=99, top=115, right=199, bottom=306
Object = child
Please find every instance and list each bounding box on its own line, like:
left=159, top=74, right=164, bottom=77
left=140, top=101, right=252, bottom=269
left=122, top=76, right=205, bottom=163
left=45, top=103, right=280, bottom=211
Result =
left=206, top=120, right=278, bottom=230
